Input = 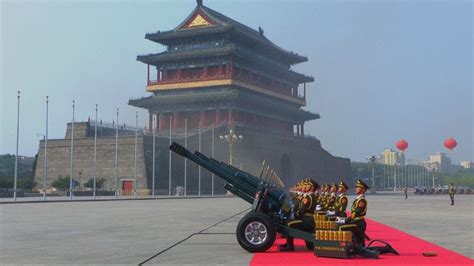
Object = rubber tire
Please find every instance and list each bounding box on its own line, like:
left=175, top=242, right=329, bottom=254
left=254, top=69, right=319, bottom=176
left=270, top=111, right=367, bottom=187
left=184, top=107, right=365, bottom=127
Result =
left=236, top=212, right=276, bottom=253
left=305, top=240, right=314, bottom=250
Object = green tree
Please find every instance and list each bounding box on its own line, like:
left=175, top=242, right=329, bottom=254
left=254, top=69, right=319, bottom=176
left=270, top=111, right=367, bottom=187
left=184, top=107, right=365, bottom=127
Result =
left=18, top=178, right=37, bottom=189
left=51, top=176, right=75, bottom=190
left=0, top=177, right=13, bottom=188
left=84, top=178, right=106, bottom=189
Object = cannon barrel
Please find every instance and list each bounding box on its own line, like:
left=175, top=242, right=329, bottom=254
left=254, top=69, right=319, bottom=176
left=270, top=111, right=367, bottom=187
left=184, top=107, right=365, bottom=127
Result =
left=170, top=142, right=287, bottom=211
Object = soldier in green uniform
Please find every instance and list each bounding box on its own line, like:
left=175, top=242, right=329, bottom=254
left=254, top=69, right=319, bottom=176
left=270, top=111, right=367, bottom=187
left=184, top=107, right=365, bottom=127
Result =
left=313, top=182, right=321, bottom=205
left=336, top=179, right=398, bottom=258
left=337, top=179, right=369, bottom=247
left=325, top=183, right=338, bottom=211
left=327, top=181, right=349, bottom=217
left=448, top=183, right=455, bottom=205
left=280, top=179, right=319, bottom=252
left=316, top=183, right=330, bottom=211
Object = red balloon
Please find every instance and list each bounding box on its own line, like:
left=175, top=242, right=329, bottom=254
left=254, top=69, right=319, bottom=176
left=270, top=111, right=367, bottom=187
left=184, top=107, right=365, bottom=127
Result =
left=396, top=139, right=408, bottom=152
left=444, top=137, right=457, bottom=151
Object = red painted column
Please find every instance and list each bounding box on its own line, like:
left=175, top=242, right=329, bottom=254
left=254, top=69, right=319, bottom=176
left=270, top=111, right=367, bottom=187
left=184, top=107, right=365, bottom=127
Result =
left=296, top=124, right=300, bottom=136
left=301, top=124, right=304, bottom=136
left=215, top=110, right=221, bottom=125
left=228, top=109, right=233, bottom=125
left=200, top=111, right=206, bottom=128
left=162, top=69, right=167, bottom=81
left=203, top=66, right=208, bottom=79
left=173, top=112, right=179, bottom=129
left=177, top=68, right=181, bottom=81
left=157, top=69, right=161, bottom=82
left=218, top=65, right=223, bottom=77
left=159, top=113, right=165, bottom=132
left=234, top=110, right=239, bottom=124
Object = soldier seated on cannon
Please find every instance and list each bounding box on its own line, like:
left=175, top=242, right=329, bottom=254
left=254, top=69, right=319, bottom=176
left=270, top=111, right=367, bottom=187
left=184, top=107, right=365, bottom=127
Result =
left=336, top=179, right=398, bottom=258
left=280, top=179, right=320, bottom=252
left=326, top=181, right=349, bottom=217
left=316, top=183, right=329, bottom=211
left=324, top=182, right=338, bottom=212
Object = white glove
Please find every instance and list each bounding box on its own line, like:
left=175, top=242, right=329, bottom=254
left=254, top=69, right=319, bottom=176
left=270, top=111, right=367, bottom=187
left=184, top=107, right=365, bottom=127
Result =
left=336, top=217, right=346, bottom=224
left=326, top=210, right=335, bottom=216
left=316, top=205, right=322, bottom=211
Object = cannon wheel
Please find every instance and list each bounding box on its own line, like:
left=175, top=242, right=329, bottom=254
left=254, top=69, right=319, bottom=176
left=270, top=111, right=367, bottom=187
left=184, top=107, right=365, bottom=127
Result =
left=236, top=212, right=276, bottom=252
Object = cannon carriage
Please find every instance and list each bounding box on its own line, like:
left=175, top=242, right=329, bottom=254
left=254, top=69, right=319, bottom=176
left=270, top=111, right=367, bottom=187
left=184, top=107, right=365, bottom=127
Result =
left=170, top=142, right=362, bottom=258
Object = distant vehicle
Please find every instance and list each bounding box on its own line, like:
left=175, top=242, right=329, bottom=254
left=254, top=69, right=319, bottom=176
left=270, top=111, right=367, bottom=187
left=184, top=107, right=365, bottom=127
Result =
left=442, top=185, right=449, bottom=194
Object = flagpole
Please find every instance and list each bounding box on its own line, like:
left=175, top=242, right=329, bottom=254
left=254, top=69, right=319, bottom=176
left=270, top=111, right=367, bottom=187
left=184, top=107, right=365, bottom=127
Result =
left=69, top=100, right=75, bottom=200
left=134, top=111, right=138, bottom=198
left=93, top=104, right=98, bottom=199
left=115, top=108, right=119, bottom=198
left=198, top=121, right=202, bottom=197
left=43, top=96, right=49, bottom=200
left=211, top=123, right=215, bottom=196
left=152, top=114, right=156, bottom=198
left=168, top=115, right=172, bottom=197
left=184, top=118, right=187, bottom=196
left=14, top=91, right=20, bottom=201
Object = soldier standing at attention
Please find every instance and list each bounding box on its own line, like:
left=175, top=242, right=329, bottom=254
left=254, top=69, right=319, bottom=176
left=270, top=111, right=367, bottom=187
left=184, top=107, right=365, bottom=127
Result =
left=448, top=183, right=455, bottom=205
left=404, top=186, right=408, bottom=199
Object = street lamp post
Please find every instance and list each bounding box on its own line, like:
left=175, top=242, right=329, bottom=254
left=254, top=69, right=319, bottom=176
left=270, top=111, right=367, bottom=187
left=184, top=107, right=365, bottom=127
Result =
left=431, top=168, right=436, bottom=189
left=368, top=155, right=376, bottom=192
left=220, top=128, right=243, bottom=167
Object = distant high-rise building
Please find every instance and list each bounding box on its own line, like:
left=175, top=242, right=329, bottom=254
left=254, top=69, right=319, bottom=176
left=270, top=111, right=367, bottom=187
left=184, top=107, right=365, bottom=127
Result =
left=420, top=152, right=452, bottom=173
left=380, top=149, right=405, bottom=166
left=460, top=161, right=473, bottom=169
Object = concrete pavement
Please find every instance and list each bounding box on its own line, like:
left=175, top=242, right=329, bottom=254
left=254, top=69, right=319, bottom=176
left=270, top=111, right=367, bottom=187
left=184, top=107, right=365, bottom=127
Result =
left=0, top=195, right=472, bottom=265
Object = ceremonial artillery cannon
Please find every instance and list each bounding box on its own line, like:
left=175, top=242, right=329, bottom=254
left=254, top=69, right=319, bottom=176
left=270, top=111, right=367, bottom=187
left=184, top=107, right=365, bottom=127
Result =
left=169, top=142, right=319, bottom=252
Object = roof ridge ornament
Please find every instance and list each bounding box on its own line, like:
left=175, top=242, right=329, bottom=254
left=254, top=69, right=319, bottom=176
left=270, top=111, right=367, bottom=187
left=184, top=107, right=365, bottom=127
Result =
left=197, top=0, right=203, bottom=6
left=258, top=26, right=264, bottom=35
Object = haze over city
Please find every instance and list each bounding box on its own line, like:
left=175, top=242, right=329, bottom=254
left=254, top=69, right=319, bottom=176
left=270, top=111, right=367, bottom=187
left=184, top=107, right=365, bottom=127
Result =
left=1, top=0, right=472, bottom=163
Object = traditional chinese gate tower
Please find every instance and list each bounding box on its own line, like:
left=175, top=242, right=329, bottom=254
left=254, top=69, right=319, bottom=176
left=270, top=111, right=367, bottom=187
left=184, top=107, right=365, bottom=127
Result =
left=130, top=1, right=351, bottom=191
left=132, top=0, right=316, bottom=135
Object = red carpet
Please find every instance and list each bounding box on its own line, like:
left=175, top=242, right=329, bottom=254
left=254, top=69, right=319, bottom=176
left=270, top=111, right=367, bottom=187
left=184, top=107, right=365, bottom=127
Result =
left=250, top=218, right=473, bottom=265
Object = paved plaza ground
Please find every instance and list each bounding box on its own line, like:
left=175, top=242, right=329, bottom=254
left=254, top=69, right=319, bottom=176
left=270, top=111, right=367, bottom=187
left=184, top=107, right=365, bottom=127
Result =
left=1, top=194, right=472, bottom=265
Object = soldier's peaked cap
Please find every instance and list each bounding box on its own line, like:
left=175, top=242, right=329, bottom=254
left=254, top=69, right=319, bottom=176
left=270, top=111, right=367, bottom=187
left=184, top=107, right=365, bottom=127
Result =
left=339, top=181, right=349, bottom=189
left=308, top=178, right=319, bottom=189
left=355, top=179, right=370, bottom=189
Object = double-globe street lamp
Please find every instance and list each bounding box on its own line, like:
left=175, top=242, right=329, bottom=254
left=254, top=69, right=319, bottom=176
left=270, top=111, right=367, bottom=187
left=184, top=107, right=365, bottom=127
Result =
left=219, top=129, right=243, bottom=167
